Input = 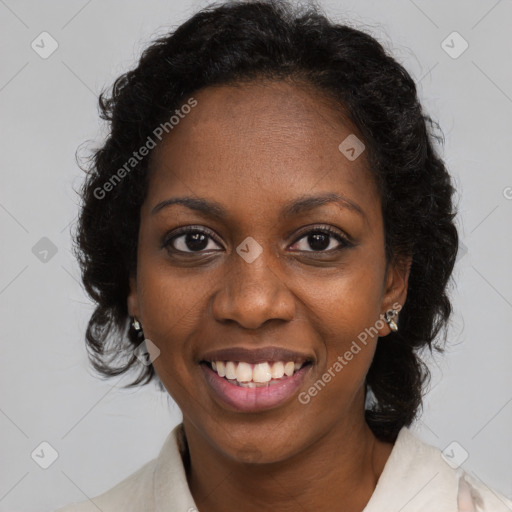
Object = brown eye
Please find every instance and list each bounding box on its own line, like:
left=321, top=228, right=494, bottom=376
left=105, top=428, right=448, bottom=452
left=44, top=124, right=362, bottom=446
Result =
left=165, top=227, right=223, bottom=253
left=290, top=227, right=351, bottom=252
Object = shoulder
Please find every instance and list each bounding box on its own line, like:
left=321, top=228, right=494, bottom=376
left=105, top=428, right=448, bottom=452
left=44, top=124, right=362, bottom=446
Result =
left=456, top=470, right=512, bottom=512
left=364, top=427, right=512, bottom=512
left=53, top=424, right=189, bottom=512
left=54, top=423, right=197, bottom=512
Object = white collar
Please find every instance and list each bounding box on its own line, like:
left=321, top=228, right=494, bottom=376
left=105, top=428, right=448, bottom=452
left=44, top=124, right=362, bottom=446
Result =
left=151, top=423, right=512, bottom=512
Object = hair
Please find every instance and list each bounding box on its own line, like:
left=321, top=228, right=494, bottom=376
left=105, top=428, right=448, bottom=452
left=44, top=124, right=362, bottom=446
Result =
left=74, top=0, right=459, bottom=443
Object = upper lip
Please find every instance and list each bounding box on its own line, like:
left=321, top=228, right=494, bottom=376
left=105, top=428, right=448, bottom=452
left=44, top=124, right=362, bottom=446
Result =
left=199, top=346, right=314, bottom=365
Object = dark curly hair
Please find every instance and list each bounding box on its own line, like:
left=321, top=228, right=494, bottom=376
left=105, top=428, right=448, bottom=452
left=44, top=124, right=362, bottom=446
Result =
left=74, top=0, right=459, bottom=443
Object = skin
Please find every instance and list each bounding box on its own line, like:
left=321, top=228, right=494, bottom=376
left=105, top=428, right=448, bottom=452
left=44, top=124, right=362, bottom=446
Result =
left=128, top=79, right=411, bottom=512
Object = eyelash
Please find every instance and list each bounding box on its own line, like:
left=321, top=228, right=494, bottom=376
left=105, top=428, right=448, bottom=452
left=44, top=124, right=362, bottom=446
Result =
left=162, top=224, right=353, bottom=254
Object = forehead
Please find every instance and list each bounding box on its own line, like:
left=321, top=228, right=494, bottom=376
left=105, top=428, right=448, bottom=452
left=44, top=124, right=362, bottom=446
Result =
left=145, top=80, right=380, bottom=223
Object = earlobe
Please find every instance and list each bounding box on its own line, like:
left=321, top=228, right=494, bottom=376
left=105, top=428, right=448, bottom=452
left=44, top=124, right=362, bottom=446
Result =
left=379, top=255, right=412, bottom=336
left=384, top=308, right=399, bottom=332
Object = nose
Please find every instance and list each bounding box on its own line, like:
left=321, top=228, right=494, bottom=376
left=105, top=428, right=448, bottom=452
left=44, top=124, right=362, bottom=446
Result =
left=211, top=249, right=295, bottom=329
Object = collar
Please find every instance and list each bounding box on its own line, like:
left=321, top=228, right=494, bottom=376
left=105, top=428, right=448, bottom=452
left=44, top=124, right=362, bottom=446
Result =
left=154, top=423, right=197, bottom=512
left=152, top=423, right=505, bottom=511
left=362, top=426, right=458, bottom=511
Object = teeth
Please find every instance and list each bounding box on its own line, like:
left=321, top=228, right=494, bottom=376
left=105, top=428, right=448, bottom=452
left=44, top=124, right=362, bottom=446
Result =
left=216, top=361, right=226, bottom=378
left=225, top=361, right=237, bottom=380
left=236, top=362, right=253, bottom=382
left=284, top=361, right=295, bottom=376
left=271, top=361, right=284, bottom=379
left=210, top=360, right=306, bottom=383
left=253, top=362, right=272, bottom=383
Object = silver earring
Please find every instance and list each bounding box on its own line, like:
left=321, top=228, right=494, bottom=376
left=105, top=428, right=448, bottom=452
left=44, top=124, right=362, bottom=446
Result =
left=132, top=317, right=142, bottom=333
left=384, top=309, right=399, bottom=332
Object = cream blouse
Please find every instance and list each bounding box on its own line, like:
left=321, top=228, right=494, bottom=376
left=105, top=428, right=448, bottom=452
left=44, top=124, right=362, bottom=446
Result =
left=55, top=423, right=512, bottom=511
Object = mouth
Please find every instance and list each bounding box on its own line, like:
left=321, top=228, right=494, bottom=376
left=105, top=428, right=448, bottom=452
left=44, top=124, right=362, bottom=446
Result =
left=201, top=359, right=311, bottom=387
left=199, top=347, right=313, bottom=412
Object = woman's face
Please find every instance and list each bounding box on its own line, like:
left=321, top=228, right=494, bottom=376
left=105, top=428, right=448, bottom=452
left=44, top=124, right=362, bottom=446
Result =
left=128, top=80, right=409, bottom=463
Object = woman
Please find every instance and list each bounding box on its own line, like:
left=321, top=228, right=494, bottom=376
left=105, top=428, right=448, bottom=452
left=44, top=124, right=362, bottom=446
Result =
left=56, top=1, right=512, bottom=510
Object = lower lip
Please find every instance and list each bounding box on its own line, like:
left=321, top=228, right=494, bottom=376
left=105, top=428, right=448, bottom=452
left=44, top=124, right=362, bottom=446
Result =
left=201, top=363, right=311, bottom=413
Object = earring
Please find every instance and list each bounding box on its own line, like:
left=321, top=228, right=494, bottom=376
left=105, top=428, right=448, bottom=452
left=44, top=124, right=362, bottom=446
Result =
left=384, top=309, right=399, bottom=332
left=132, top=317, right=142, bottom=334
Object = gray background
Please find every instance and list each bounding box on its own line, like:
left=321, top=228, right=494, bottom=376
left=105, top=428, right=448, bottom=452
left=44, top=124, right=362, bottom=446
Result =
left=1, top=0, right=511, bottom=510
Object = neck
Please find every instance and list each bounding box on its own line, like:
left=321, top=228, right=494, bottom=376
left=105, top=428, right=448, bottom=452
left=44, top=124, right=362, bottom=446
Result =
left=183, top=405, right=394, bottom=512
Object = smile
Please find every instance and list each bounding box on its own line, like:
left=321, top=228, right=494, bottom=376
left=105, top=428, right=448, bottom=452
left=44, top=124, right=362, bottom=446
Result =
left=207, top=360, right=308, bottom=387
left=200, top=360, right=312, bottom=412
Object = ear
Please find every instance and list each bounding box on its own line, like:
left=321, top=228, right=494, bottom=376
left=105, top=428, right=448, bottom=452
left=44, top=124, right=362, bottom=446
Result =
left=377, top=254, right=412, bottom=336
left=127, top=274, right=140, bottom=320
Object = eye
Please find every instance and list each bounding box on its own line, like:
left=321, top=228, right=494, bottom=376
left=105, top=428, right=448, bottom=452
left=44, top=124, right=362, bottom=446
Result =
left=289, top=226, right=351, bottom=252
left=164, top=226, right=223, bottom=253
left=163, top=225, right=352, bottom=254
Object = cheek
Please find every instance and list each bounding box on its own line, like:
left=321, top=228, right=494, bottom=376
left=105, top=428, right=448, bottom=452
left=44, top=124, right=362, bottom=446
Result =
left=302, top=260, right=384, bottom=389
left=136, top=248, right=210, bottom=339
left=307, top=259, right=384, bottom=338
left=134, top=254, right=211, bottom=400
left=300, top=279, right=381, bottom=417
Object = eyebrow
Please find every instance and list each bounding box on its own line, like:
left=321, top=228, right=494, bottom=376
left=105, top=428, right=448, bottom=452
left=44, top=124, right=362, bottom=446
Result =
left=151, top=192, right=365, bottom=220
